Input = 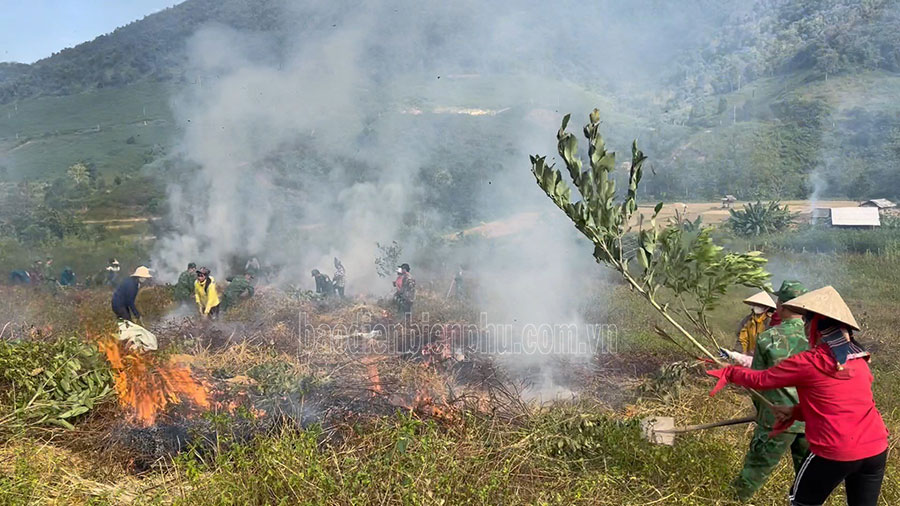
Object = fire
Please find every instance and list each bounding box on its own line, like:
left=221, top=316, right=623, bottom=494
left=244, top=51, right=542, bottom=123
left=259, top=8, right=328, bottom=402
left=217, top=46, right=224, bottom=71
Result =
left=408, top=392, right=456, bottom=422
left=98, top=338, right=210, bottom=426
left=362, top=356, right=383, bottom=396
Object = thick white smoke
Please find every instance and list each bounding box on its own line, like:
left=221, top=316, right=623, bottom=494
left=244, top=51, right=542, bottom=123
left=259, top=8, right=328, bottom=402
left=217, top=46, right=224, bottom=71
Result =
left=150, top=0, right=731, bottom=338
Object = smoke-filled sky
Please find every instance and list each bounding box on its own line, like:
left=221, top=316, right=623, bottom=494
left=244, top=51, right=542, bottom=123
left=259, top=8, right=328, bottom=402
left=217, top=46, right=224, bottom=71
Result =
left=152, top=0, right=742, bottom=291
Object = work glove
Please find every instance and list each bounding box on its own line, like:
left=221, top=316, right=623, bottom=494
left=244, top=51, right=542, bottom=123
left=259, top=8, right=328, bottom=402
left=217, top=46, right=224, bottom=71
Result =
left=719, top=348, right=753, bottom=367
left=705, top=367, right=733, bottom=396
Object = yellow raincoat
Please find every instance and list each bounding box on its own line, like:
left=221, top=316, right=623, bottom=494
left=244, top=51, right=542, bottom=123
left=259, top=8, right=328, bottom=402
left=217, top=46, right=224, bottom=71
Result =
left=737, top=312, right=769, bottom=353
left=194, top=277, right=221, bottom=314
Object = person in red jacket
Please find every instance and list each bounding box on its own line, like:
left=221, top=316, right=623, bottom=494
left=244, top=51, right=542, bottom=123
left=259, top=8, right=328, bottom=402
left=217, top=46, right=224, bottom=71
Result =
left=706, top=286, right=888, bottom=506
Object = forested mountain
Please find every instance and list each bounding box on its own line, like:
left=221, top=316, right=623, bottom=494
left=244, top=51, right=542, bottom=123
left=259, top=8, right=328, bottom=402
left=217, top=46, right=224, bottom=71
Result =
left=1, top=0, right=899, bottom=205
left=5, top=0, right=897, bottom=108
left=668, top=0, right=900, bottom=100
left=0, top=0, right=287, bottom=103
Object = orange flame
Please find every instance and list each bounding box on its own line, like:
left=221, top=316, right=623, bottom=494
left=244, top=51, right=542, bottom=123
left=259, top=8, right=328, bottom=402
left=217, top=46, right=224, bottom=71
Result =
left=98, top=338, right=210, bottom=426
left=362, top=356, right=383, bottom=396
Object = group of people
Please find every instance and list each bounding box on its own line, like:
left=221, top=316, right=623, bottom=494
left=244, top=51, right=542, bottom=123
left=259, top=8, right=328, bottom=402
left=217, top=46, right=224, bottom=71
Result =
left=172, top=263, right=256, bottom=318
left=9, top=257, right=126, bottom=289
left=8, top=256, right=76, bottom=287
left=310, top=257, right=347, bottom=298
left=110, top=261, right=257, bottom=323
left=108, top=256, right=421, bottom=326
left=311, top=259, right=417, bottom=324
left=716, top=280, right=887, bottom=505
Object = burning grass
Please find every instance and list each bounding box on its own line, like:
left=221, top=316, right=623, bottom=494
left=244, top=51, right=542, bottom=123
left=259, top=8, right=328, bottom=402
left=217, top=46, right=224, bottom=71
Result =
left=98, top=338, right=210, bottom=427
left=2, top=254, right=900, bottom=504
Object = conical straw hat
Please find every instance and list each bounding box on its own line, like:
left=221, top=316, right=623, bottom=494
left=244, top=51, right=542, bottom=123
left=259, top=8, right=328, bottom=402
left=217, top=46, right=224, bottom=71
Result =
left=743, top=291, right=776, bottom=310
left=782, top=285, right=859, bottom=330
left=131, top=266, right=153, bottom=278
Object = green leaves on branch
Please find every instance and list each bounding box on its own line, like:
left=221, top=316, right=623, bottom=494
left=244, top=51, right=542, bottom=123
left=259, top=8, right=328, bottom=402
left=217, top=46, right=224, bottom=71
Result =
left=0, top=336, right=114, bottom=431
left=728, top=200, right=795, bottom=237
left=531, top=110, right=770, bottom=360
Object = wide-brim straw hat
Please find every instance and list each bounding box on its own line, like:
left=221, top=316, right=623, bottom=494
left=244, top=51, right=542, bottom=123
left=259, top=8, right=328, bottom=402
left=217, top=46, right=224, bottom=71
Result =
left=131, top=266, right=153, bottom=278
left=743, top=291, right=776, bottom=310
left=782, top=285, right=859, bottom=330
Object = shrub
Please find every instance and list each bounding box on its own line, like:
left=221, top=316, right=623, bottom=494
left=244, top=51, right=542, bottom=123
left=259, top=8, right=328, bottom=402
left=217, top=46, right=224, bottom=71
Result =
left=728, top=200, right=795, bottom=237
left=0, top=336, right=114, bottom=430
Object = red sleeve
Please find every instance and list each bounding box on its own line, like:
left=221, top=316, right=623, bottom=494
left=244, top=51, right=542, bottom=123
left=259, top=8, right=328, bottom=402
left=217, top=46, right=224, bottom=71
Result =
left=726, top=353, right=811, bottom=390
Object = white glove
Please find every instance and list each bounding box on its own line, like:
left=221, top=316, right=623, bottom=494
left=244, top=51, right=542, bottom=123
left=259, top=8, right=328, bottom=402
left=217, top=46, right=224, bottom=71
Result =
left=724, top=350, right=753, bottom=367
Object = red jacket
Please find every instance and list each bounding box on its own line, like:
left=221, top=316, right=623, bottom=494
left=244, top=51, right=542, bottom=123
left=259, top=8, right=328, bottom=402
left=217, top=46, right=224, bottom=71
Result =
left=718, top=345, right=888, bottom=461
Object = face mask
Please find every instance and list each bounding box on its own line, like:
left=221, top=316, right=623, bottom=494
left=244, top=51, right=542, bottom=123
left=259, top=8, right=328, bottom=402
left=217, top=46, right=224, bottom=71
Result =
left=397, top=268, right=403, bottom=274
left=752, top=306, right=767, bottom=315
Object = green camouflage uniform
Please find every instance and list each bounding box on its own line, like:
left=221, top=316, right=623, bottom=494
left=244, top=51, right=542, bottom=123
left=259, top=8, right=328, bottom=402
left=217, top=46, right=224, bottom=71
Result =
left=41, top=262, right=56, bottom=283
left=733, top=281, right=810, bottom=501
left=222, top=277, right=254, bottom=311
left=174, top=270, right=196, bottom=302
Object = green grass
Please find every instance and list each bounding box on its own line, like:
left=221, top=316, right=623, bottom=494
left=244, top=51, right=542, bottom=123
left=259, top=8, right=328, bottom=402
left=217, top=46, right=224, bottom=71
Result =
left=1, top=242, right=900, bottom=504
left=0, top=81, right=173, bottom=180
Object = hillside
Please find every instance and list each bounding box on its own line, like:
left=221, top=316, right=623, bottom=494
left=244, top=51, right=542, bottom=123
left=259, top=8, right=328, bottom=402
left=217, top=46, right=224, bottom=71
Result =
left=1, top=0, right=899, bottom=204
left=0, top=82, right=172, bottom=180
left=0, top=0, right=288, bottom=104
left=644, top=70, right=900, bottom=200
left=668, top=0, right=900, bottom=101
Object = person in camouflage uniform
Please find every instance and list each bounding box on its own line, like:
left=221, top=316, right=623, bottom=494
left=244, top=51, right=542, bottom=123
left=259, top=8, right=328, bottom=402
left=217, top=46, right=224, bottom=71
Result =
left=732, top=280, right=810, bottom=501
left=222, top=273, right=255, bottom=311
left=174, top=262, right=197, bottom=302
left=41, top=256, right=56, bottom=285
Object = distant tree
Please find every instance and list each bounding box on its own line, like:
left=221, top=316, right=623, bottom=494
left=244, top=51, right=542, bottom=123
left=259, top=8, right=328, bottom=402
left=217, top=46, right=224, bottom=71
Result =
left=728, top=200, right=795, bottom=236
left=374, top=241, right=402, bottom=278
left=67, top=162, right=90, bottom=186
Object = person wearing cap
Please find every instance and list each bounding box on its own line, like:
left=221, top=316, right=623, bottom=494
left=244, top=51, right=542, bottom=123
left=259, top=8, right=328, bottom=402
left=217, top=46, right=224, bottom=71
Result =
left=59, top=267, right=76, bottom=287
left=707, top=286, right=888, bottom=506
left=222, top=273, right=254, bottom=311
left=111, top=266, right=152, bottom=322
left=174, top=262, right=197, bottom=302
left=394, top=263, right=416, bottom=323
left=105, top=258, right=121, bottom=286
left=28, top=259, right=44, bottom=283
left=726, top=280, right=811, bottom=501
left=194, top=267, right=221, bottom=318
left=735, top=290, right=777, bottom=354
left=41, top=256, right=56, bottom=285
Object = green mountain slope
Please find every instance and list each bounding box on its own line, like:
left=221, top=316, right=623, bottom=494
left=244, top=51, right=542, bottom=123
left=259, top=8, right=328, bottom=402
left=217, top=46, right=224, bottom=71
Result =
left=0, top=0, right=287, bottom=104
left=645, top=70, right=900, bottom=200
left=1, top=0, right=899, bottom=203
left=0, top=82, right=172, bottom=180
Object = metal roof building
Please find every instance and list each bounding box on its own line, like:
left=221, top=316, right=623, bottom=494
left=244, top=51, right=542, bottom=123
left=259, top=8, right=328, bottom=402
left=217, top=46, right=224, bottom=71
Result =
left=860, top=199, right=896, bottom=209
left=830, top=207, right=881, bottom=227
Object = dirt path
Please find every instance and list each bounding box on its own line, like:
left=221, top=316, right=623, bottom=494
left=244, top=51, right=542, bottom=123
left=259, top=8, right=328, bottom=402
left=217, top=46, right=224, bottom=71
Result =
left=82, top=217, right=159, bottom=225
left=452, top=200, right=859, bottom=239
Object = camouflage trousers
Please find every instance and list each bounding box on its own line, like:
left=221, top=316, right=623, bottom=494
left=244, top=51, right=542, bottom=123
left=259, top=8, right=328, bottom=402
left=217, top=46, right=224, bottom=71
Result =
left=733, top=426, right=809, bottom=501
